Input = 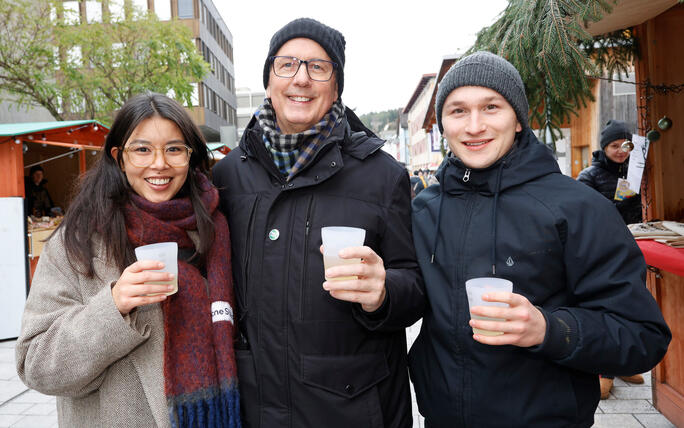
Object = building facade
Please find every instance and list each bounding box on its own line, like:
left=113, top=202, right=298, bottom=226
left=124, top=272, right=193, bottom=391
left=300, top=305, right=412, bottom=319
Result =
left=2, top=0, right=237, bottom=144
left=403, top=74, right=442, bottom=172
left=236, top=87, right=265, bottom=139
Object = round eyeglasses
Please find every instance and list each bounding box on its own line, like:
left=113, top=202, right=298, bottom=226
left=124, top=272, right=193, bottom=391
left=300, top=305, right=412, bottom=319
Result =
left=123, top=142, right=193, bottom=168
left=270, top=56, right=337, bottom=82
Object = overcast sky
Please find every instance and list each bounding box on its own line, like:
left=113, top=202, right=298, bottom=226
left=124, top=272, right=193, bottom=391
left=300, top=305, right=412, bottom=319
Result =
left=215, top=0, right=509, bottom=115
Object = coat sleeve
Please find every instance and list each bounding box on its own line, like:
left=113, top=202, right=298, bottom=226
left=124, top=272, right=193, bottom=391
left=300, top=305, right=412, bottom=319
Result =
left=352, top=168, right=426, bottom=331
left=15, top=234, right=151, bottom=397
left=530, top=192, right=671, bottom=375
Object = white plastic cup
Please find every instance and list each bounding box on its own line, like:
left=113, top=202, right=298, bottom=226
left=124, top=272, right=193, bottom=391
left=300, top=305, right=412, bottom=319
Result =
left=321, top=226, right=366, bottom=281
left=465, top=277, right=513, bottom=336
left=134, top=242, right=178, bottom=296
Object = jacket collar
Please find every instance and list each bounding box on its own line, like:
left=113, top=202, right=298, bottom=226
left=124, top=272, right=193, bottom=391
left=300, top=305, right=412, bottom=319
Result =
left=239, top=107, right=384, bottom=166
left=436, top=128, right=560, bottom=195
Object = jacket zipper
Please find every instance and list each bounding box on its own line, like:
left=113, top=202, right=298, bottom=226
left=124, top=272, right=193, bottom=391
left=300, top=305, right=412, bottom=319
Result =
left=456, top=191, right=476, bottom=428
left=300, top=195, right=315, bottom=320
left=462, top=168, right=471, bottom=182
left=240, top=195, right=260, bottom=323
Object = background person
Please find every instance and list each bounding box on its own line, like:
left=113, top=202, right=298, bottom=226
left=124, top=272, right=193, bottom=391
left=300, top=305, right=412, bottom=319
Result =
left=410, top=51, right=670, bottom=427
left=577, top=119, right=645, bottom=397
left=212, top=18, right=424, bottom=428
left=578, top=119, right=642, bottom=225
left=16, top=93, right=240, bottom=428
left=24, top=165, right=55, bottom=217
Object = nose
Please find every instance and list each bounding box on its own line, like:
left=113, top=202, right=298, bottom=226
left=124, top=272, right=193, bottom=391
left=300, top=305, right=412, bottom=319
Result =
left=465, top=111, right=486, bottom=134
left=292, top=62, right=311, bottom=85
left=150, top=148, right=168, bottom=169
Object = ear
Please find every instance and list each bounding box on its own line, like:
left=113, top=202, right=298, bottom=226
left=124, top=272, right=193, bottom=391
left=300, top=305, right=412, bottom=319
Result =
left=110, top=147, right=124, bottom=171
left=265, top=85, right=271, bottom=98
left=516, top=121, right=522, bottom=133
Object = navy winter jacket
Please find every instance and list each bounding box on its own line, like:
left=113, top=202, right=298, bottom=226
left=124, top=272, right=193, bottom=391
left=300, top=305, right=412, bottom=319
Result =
left=409, top=129, right=670, bottom=428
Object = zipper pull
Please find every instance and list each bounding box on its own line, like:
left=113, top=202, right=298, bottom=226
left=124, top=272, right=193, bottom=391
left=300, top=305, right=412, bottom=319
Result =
left=463, top=168, right=471, bottom=182
left=305, top=220, right=310, bottom=236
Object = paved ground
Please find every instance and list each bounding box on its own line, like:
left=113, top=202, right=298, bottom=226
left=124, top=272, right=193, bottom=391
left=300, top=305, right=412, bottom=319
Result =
left=0, top=329, right=677, bottom=427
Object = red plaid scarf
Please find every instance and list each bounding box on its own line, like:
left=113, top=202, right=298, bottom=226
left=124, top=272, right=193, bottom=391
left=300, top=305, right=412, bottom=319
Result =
left=124, top=172, right=240, bottom=428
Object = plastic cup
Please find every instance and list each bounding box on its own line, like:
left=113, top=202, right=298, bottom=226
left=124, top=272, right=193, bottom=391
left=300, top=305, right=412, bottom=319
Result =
left=321, top=226, right=366, bottom=281
left=465, top=277, right=513, bottom=336
left=134, top=242, right=178, bottom=296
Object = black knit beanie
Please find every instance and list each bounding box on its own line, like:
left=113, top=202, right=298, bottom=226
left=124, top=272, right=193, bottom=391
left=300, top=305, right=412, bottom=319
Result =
left=435, top=51, right=529, bottom=133
left=263, top=18, right=345, bottom=98
left=600, top=120, right=632, bottom=149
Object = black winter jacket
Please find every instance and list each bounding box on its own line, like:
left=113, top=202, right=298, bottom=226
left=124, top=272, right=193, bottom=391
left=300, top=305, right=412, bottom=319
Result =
left=212, top=109, right=425, bottom=428
left=410, top=129, right=670, bottom=428
left=577, top=150, right=642, bottom=224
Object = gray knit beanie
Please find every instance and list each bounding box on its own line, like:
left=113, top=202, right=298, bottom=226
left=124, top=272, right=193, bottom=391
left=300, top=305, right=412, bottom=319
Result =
left=263, top=18, right=345, bottom=98
left=600, top=120, right=631, bottom=149
left=435, top=51, right=529, bottom=133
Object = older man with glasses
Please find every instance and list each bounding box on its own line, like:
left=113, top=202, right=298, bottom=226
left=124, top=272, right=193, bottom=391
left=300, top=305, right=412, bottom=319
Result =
left=212, top=18, right=424, bottom=428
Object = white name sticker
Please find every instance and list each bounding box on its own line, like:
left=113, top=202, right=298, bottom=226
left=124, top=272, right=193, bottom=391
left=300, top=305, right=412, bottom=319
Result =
left=211, top=301, right=234, bottom=324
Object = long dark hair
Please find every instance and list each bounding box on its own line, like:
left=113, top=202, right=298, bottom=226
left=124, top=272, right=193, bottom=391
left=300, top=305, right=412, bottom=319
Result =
left=57, top=93, right=214, bottom=278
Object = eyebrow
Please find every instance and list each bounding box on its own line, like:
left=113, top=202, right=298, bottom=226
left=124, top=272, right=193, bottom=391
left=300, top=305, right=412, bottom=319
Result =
left=128, top=139, right=185, bottom=145
left=445, top=95, right=506, bottom=107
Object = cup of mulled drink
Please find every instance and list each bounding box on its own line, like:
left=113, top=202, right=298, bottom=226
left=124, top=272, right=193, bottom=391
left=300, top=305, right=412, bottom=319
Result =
left=321, top=227, right=366, bottom=281
left=134, top=242, right=178, bottom=296
left=465, top=277, right=513, bottom=336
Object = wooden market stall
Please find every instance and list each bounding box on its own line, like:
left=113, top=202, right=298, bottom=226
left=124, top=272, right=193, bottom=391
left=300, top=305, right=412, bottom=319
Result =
left=0, top=120, right=108, bottom=281
left=587, top=1, right=684, bottom=425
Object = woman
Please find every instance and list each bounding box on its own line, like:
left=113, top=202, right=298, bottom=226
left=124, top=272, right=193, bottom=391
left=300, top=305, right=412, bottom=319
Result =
left=578, top=119, right=642, bottom=225
left=15, top=93, right=240, bottom=428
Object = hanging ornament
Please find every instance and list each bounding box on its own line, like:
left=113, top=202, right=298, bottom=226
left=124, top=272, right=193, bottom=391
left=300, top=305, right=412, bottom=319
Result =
left=646, top=130, right=661, bottom=142
left=621, top=140, right=634, bottom=152
left=657, top=116, right=672, bottom=130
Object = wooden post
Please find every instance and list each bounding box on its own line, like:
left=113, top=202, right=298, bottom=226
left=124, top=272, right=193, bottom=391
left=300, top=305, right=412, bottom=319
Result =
left=0, top=139, right=25, bottom=197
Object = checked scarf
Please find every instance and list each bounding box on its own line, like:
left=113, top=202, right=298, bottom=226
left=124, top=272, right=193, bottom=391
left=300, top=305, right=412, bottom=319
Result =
left=256, top=98, right=345, bottom=180
left=124, top=172, right=240, bottom=428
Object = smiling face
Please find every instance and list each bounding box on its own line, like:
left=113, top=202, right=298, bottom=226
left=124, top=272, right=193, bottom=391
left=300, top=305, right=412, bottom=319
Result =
left=441, top=86, right=522, bottom=169
left=266, top=38, right=338, bottom=134
left=111, top=116, right=189, bottom=203
left=604, top=139, right=630, bottom=164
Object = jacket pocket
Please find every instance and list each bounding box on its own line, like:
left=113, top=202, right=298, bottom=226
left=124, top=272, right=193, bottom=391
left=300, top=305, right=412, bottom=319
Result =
left=299, top=353, right=389, bottom=428
left=235, top=349, right=259, bottom=428
left=301, top=353, right=389, bottom=398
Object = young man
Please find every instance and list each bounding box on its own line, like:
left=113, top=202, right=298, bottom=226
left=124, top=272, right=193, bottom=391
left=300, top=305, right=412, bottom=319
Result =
left=410, top=51, right=670, bottom=427
left=212, top=18, right=424, bottom=428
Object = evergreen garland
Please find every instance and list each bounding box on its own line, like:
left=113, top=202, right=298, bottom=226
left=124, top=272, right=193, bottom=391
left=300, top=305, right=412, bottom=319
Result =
left=469, top=0, right=650, bottom=148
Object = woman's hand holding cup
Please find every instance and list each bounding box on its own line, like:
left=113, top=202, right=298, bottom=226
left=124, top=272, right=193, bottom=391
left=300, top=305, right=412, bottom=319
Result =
left=112, top=260, right=174, bottom=316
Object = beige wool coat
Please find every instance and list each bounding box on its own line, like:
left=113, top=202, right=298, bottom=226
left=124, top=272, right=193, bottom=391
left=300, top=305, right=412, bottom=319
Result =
left=15, top=230, right=171, bottom=428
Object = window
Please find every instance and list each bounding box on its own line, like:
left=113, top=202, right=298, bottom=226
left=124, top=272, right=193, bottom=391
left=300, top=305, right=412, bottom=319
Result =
left=108, top=0, right=125, bottom=21
left=85, top=1, right=102, bottom=23
left=131, top=0, right=148, bottom=13
left=190, top=83, right=199, bottom=106
left=154, top=0, right=171, bottom=20
left=237, top=95, right=250, bottom=108
left=177, top=0, right=194, bottom=18
left=67, top=46, right=82, bottom=67
left=63, top=1, right=80, bottom=25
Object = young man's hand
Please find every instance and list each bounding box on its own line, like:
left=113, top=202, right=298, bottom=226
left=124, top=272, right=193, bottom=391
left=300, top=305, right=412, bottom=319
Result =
left=468, top=292, right=546, bottom=347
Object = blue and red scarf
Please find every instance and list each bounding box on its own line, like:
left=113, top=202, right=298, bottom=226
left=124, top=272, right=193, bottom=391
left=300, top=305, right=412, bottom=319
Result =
left=124, top=172, right=240, bottom=428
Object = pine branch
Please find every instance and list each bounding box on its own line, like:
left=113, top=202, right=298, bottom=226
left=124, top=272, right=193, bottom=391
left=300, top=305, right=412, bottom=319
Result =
left=469, top=0, right=634, bottom=146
